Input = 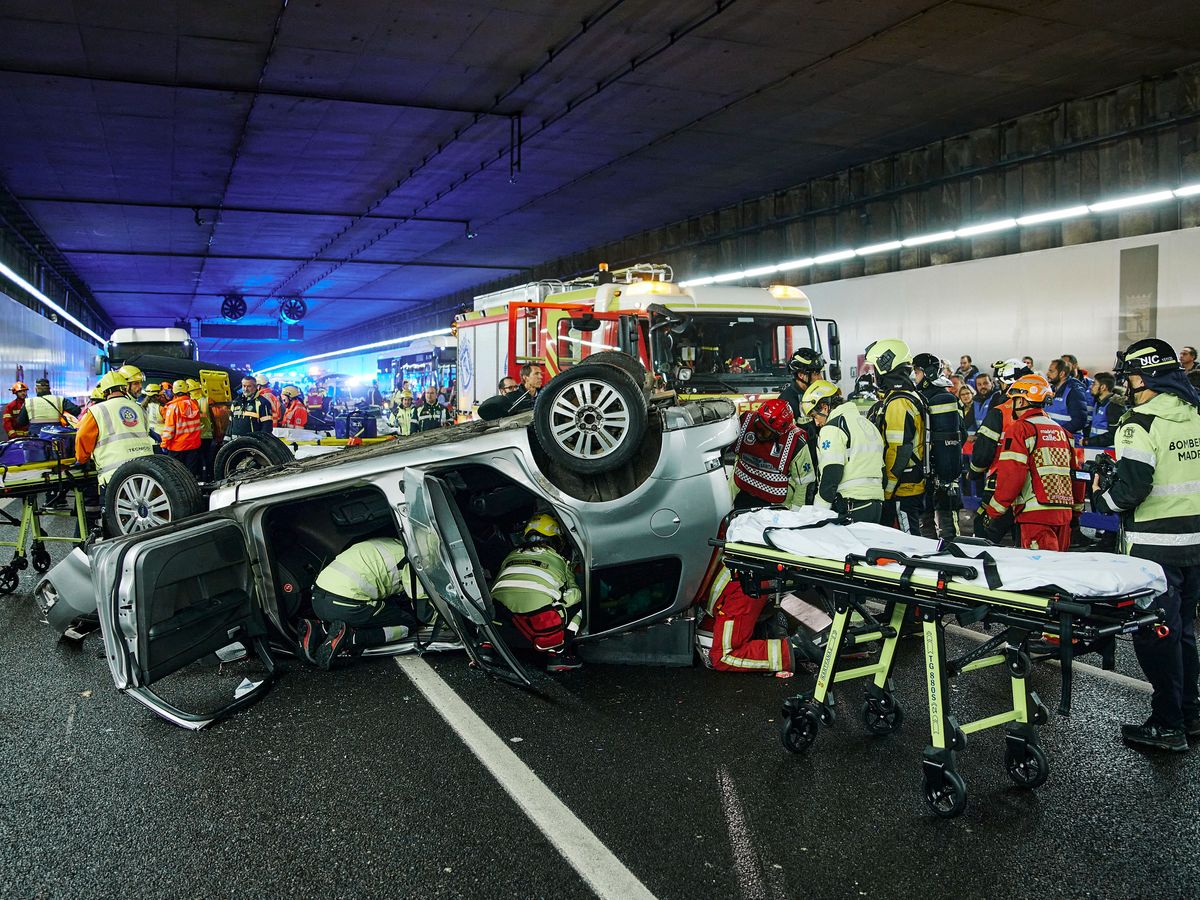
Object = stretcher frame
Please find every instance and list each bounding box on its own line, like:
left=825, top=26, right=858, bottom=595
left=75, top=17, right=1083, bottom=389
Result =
left=716, top=527, right=1163, bottom=818
left=0, top=456, right=94, bottom=595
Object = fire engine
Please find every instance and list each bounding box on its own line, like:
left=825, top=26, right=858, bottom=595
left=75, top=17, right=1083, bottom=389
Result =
left=454, top=263, right=842, bottom=413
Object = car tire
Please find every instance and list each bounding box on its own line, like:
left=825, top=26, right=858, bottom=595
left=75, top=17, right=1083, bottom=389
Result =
left=213, top=433, right=294, bottom=480
left=579, top=351, right=651, bottom=391
left=532, top=365, right=648, bottom=475
left=103, top=454, right=203, bottom=537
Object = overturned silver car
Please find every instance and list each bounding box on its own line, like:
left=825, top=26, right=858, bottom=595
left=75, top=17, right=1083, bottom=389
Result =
left=39, top=359, right=738, bottom=728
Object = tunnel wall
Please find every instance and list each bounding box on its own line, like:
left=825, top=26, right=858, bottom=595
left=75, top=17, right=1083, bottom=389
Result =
left=0, top=289, right=98, bottom=402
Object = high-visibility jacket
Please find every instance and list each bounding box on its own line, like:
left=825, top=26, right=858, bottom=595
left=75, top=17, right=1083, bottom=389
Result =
left=1084, top=396, right=1124, bottom=448
left=1094, top=392, right=1200, bottom=566
left=25, top=393, right=70, bottom=426
left=229, top=392, right=271, bottom=435
left=144, top=399, right=165, bottom=433
left=160, top=396, right=202, bottom=451
left=195, top=396, right=214, bottom=440
left=259, top=389, right=282, bottom=426
left=814, top=402, right=884, bottom=508
left=730, top=411, right=812, bottom=505
left=314, top=538, right=423, bottom=605
left=388, top=404, right=415, bottom=436
left=704, top=567, right=791, bottom=673
left=868, top=389, right=926, bottom=499
left=414, top=401, right=446, bottom=432
left=87, top=397, right=155, bottom=485
left=492, top=545, right=581, bottom=619
left=987, top=408, right=1083, bottom=524
left=306, top=389, right=324, bottom=411
left=281, top=398, right=308, bottom=428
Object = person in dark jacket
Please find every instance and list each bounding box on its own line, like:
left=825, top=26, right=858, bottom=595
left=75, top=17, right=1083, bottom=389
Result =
left=1045, top=358, right=1089, bottom=444
left=1083, top=372, right=1125, bottom=448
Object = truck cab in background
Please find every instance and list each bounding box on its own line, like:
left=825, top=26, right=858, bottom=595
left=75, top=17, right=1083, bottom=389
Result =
left=101, top=327, right=197, bottom=372
left=454, top=263, right=841, bottom=416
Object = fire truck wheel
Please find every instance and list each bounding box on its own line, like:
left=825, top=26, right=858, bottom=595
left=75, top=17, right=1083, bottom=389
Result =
left=102, top=455, right=203, bottom=537
left=212, top=433, right=294, bottom=481
left=578, top=351, right=651, bottom=391
left=533, top=365, right=647, bottom=475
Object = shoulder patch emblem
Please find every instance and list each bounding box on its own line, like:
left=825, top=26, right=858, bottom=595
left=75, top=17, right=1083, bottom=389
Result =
left=119, top=406, right=140, bottom=427
left=1121, top=425, right=1136, bottom=441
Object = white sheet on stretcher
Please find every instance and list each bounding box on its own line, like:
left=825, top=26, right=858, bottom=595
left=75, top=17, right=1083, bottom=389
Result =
left=726, top=508, right=1167, bottom=599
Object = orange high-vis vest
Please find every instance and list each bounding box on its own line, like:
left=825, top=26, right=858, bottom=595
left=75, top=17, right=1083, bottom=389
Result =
left=282, top=398, right=308, bottom=428
left=161, top=395, right=202, bottom=451
left=260, top=388, right=282, bottom=425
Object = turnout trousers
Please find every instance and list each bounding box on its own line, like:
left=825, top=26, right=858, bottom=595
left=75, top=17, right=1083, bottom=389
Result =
left=709, top=580, right=792, bottom=673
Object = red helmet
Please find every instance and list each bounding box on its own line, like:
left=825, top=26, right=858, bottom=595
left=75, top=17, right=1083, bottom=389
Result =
left=754, top=398, right=794, bottom=435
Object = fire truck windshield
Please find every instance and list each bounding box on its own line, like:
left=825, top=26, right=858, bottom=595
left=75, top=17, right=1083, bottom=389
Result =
left=659, top=311, right=817, bottom=389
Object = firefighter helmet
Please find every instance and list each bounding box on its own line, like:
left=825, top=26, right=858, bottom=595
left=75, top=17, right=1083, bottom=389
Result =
left=281, top=385, right=301, bottom=400
left=1116, top=338, right=1181, bottom=376
left=186, top=379, right=203, bottom=397
left=788, top=348, right=826, bottom=375
left=912, top=352, right=941, bottom=372
left=89, top=385, right=105, bottom=401
left=10, top=381, right=27, bottom=394
left=800, top=380, right=841, bottom=418
left=754, top=398, right=794, bottom=435
left=98, top=370, right=128, bottom=395
left=993, top=358, right=1031, bottom=381
left=255, top=375, right=270, bottom=387
left=523, top=513, right=564, bottom=549
left=864, top=339, right=912, bottom=375
left=171, top=379, right=188, bottom=395
left=1007, top=374, right=1053, bottom=404
left=117, top=364, right=144, bottom=387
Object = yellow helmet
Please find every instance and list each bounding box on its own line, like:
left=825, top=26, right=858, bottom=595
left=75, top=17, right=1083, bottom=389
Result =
left=89, top=385, right=105, bottom=401
left=142, top=382, right=162, bottom=396
left=98, top=370, right=128, bottom=394
left=523, top=513, right=562, bottom=547
left=800, top=379, right=842, bottom=417
left=281, top=385, right=301, bottom=399
left=864, top=338, right=913, bottom=375
left=117, top=364, right=144, bottom=386
left=186, top=379, right=203, bottom=397
left=172, top=379, right=189, bottom=395
left=400, top=389, right=413, bottom=400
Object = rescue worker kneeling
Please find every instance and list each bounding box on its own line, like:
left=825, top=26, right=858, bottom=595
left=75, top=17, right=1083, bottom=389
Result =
left=702, top=567, right=795, bottom=674
left=298, top=538, right=422, bottom=669
left=803, top=380, right=885, bottom=524
left=491, top=513, right=583, bottom=672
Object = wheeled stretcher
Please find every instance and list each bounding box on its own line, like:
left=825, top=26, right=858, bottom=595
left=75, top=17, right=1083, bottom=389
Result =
left=0, top=439, right=95, bottom=596
left=716, top=508, right=1167, bottom=818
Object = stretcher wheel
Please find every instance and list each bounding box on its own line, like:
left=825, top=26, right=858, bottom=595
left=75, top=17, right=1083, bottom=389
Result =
left=10, top=554, right=28, bottom=571
left=862, top=695, right=904, bottom=735
left=780, top=710, right=820, bottom=754
left=1004, top=743, right=1049, bottom=789
left=0, top=566, right=17, bottom=596
left=924, top=770, right=967, bottom=818
left=32, top=546, right=51, bottom=574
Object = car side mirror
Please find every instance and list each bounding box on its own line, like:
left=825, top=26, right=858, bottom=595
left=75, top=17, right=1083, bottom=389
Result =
left=827, top=322, right=842, bottom=383
left=568, top=315, right=601, bottom=333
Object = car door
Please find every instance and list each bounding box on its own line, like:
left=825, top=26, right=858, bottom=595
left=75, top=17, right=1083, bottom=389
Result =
left=91, top=511, right=278, bottom=730
left=400, top=469, right=533, bottom=687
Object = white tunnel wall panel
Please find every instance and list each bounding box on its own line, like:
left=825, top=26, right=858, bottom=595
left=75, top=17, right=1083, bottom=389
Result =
left=0, top=290, right=99, bottom=401
left=801, top=226, right=1200, bottom=385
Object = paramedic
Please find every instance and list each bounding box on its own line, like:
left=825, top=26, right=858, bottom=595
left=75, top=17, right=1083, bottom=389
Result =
left=74, top=370, right=155, bottom=490
left=1092, top=339, right=1200, bottom=752
left=298, top=538, right=423, bottom=670
left=864, top=339, right=926, bottom=535
left=19, top=377, right=81, bottom=436
left=702, top=567, right=795, bottom=674
left=729, top=398, right=814, bottom=510
left=802, top=380, right=884, bottom=524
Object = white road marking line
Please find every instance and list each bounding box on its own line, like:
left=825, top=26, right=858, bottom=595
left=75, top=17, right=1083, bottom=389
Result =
left=717, top=766, right=767, bottom=900
left=65, top=701, right=76, bottom=738
left=396, top=656, right=657, bottom=900
left=944, top=623, right=1153, bottom=694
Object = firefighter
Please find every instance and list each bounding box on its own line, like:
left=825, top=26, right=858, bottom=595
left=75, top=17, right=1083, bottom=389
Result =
left=778, top=348, right=826, bottom=431
left=117, top=364, right=145, bottom=400
left=142, top=382, right=166, bottom=436
left=19, top=377, right=81, bottom=436
left=729, top=398, right=814, bottom=510
left=280, top=385, right=309, bottom=428
left=74, top=370, right=155, bottom=492
left=160, top=379, right=203, bottom=479
left=803, top=380, right=885, bottom=524
left=913, top=352, right=964, bottom=538
left=256, top=375, right=282, bottom=427
left=386, top=389, right=416, bottom=436
left=978, top=374, right=1084, bottom=551
left=414, top=384, right=448, bottom=431
left=229, top=375, right=272, bottom=436
left=187, top=379, right=216, bottom=479
left=491, top=513, right=583, bottom=672
left=298, top=538, right=423, bottom=670
left=864, top=339, right=926, bottom=535
left=969, top=358, right=1033, bottom=540
left=702, top=566, right=795, bottom=674
left=1093, top=339, right=1200, bottom=751
left=3, top=382, right=28, bottom=437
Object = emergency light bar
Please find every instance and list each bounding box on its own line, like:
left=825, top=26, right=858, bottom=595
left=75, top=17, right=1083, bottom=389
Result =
left=677, top=181, right=1200, bottom=287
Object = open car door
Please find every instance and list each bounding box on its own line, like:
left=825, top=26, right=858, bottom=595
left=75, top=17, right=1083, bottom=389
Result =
left=400, top=469, right=533, bottom=687
left=91, top=513, right=277, bottom=730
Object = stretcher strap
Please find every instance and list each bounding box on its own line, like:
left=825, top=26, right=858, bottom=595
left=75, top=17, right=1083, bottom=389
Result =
left=1058, top=612, right=1075, bottom=717
left=938, top=541, right=1004, bottom=591
left=761, top=518, right=841, bottom=552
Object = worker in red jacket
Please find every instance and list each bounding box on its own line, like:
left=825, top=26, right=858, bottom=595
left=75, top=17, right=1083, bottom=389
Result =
left=729, top=398, right=813, bottom=510
left=3, top=382, right=28, bottom=437
left=979, top=374, right=1085, bottom=551
left=280, top=385, right=309, bottom=428
left=702, top=567, right=796, bottom=674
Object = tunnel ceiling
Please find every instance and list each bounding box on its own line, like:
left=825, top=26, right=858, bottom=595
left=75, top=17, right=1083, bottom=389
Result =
left=1, top=0, right=1198, bottom=364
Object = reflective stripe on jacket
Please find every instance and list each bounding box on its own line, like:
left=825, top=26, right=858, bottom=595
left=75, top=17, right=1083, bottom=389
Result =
left=160, top=396, right=202, bottom=451
left=90, top=397, right=155, bottom=485
left=731, top=412, right=808, bottom=503
left=314, top=538, right=418, bottom=605
left=281, top=399, right=308, bottom=428
left=814, top=402, right=884, bottom=507
left=987, top=410, right=1082, bottom=523
left=868, top=389, right=926, bottom=499
left=492, top=545, right=581, bottom=615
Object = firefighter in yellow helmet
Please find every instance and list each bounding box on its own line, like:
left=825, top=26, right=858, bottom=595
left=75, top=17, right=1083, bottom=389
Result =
left=280, top=385, right=309, bottom=428
left=160, top=379, right=203, bottom=479
left=117, top=364, right=145, bottom=399
left=864, top=339, right=927, bottom=535
left=491, top=512, right=583, bottom=671
left=187, top=379, right=216, bottom=479
left=74, top=370, right=155, bottom=489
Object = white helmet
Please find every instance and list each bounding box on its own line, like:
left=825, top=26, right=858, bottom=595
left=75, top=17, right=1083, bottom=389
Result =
left=994, top=358, right=1030, bottom=381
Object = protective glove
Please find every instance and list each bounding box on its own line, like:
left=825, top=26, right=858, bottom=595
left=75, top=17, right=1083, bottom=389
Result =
left=979, top=513, right=1008, bottom=545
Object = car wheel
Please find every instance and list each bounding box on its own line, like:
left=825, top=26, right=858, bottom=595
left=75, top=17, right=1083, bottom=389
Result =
left=212, top=433, right=294, bottom=480
left=532, top=365, right=648, bottom=475
left=578, top=350, right=651, bottom=391
left=103, top=455, right=203, bottom=537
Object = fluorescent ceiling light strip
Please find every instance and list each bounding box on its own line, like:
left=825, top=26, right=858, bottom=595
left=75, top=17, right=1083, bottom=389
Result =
left=1089, top=190, right=1175, bottom=212
left=814, top=249, right=856, bottom=264
left=956, top=218, right=1017, bottom=237
left=1016, top=205, right=1090, bottom=225
left=712, top=271, right=746, bottom=283
left=1175, top=183, right=1200, bottom=198
left=901, top=231, right=957, bottom=247
left=855, top=240, right=902, bottom=256
left=741, top=264, right=780, bottom=278
left=679, top=276, right=715, bottom=287
left=0, top=260, right=106, bottom=344
left=775, top=257, right=814, bottom=271
left=256, top=326, right=453, bottom=376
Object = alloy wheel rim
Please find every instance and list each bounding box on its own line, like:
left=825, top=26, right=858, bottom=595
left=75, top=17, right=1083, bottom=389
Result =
left=113, top=473, right=173, bottom=533
left=548, top=378, right=631, bottom=460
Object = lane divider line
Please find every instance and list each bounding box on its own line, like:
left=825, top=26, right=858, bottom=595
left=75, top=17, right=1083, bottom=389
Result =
left=396, top=656, right=657, bottom=900
left=717, top=766, right=768, bottom=900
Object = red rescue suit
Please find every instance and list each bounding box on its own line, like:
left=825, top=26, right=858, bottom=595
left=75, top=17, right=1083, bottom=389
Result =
left=705, top=570, right=792, bottom=673
left=731, top=411, right=804, bottom=504
left=3, top=397, right=26, bottom=436
left=985, top=408, right=1085, bottom=551
left=282, top=398, right=308, bottom=428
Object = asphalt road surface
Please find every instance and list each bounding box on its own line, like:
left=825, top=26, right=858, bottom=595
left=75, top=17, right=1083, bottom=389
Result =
left=2, top=505, right=1198, bottom=899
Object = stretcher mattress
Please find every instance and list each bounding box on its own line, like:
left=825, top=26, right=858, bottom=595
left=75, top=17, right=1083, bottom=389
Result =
left=726, top=508, right=1166, bottom=599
